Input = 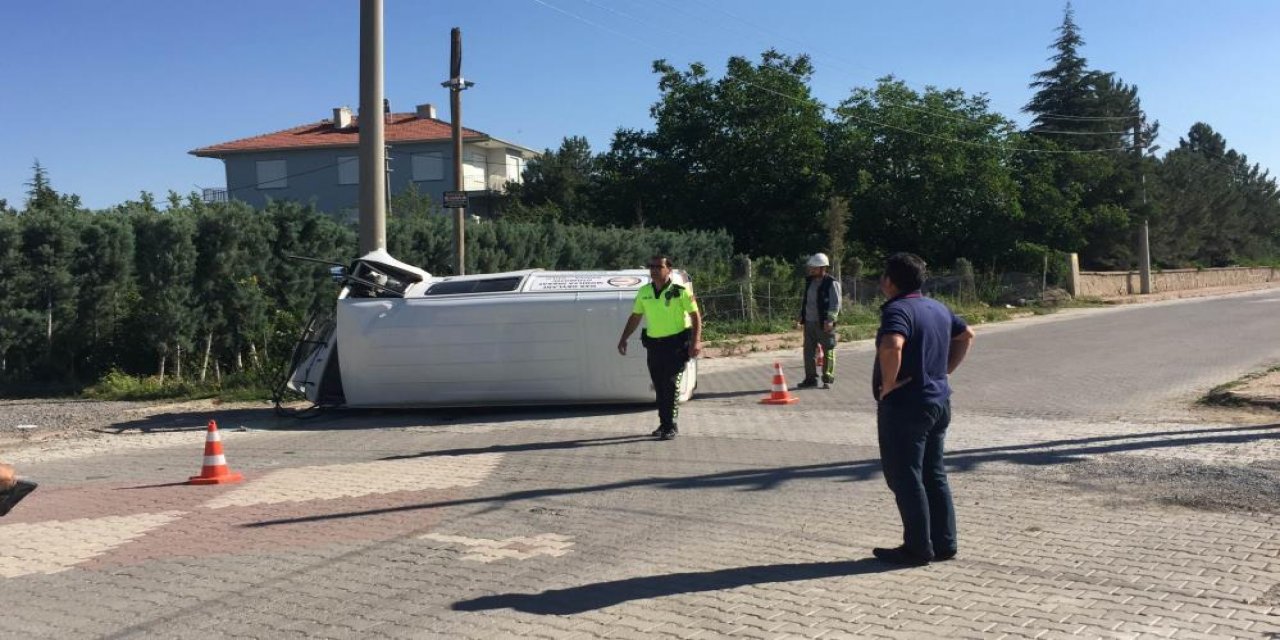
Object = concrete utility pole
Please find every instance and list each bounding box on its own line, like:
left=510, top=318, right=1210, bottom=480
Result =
left=442, top=27, right=474, bottom=275
left=1135, top=112, right=1151, bottom=294
left=358, top=0, right=387, bottom=255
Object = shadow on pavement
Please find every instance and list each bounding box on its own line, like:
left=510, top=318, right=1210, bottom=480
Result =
left=380, top=434, right=658, bottom=460
left=452, top=558, right=891, bottom=614
left=97, top=403, right=654, bottom=435
left=244, top=422, right=1279, bottom=529
left=692, top=389, right=772, bottom=400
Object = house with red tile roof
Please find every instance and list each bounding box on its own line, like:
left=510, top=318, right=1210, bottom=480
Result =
left=190, top=103, right=539, bottom=218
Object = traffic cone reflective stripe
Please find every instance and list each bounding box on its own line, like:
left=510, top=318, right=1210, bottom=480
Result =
left=189, top=420, right=244, bottom=485
left=760, top=361, right=799, bottom=405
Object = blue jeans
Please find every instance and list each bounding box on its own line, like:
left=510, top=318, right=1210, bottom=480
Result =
left=877, top=400, right=956, bottom=559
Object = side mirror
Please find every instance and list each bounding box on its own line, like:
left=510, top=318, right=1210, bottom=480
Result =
left=329, top=266, right=347, bottom=283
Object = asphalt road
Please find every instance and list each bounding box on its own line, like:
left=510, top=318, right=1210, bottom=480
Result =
left=707, top=287, right=1280, bottom=423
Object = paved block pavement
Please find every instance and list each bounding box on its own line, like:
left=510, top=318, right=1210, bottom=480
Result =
left=3, top=293, right=1280, bottom=639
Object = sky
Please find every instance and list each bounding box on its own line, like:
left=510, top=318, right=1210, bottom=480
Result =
left=2, top=0, right=1278, bottom=210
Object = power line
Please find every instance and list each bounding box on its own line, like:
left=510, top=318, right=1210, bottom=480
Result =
left=530, top=0, right=651, bottom=47
left=1032, top=112, right=1141, bottom=122
left=550, top=0, right=1139, bottom=143
left=540, top=0, right=1130, bottom=155
left=681, top=0, right=1144, bottom=125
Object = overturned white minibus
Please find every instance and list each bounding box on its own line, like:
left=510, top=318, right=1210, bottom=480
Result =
left=283, top=250, right=698, bottom=409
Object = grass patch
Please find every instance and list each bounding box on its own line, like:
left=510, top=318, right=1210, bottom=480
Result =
left=84, top=369, right=276, bottom=403
left=1200, top=364, right=1280, bottom=407
left=701, top=317, right=796, bottom=342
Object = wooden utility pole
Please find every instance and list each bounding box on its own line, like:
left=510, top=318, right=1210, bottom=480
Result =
left=442, top=28, right=473, bottom=275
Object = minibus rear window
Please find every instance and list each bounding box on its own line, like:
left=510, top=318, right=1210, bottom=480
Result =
left=424, top=277, right=524, bottom=295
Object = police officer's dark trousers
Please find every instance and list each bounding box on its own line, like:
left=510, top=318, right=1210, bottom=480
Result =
left=645, top=331, right=691, bottom=431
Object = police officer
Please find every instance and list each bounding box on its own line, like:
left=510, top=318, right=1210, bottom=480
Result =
left=796, top=252, right=841, bottom=389
left=617, top=256, right=702, bottom=440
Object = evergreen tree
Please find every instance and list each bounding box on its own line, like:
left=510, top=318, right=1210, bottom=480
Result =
left=1155, top=123, right=1280, bottom=267
left=1025, top=3, right=1095, bottom=138
left=131, top=209, right=197, bottom=379
left=70, top=213, right=136, bottom=380
left=194, top=204, right=273, bottom=373
left=0, top=215, right=41, bottom=377
left=1020, top=4, right=1156, bottom=268
left=24, top=160, right=81, bottom=211
left=503, top=136, right=597, bottom=223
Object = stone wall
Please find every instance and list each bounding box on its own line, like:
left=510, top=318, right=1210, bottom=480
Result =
left=1072, top=265, right=1277, bottom=298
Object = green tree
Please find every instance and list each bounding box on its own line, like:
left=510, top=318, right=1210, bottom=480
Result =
left=1154, top=123, right=1280, bottom=267
left=132, top=210, right=197, bottom=379
left=24, top=160, right=81, bottom=211
left=828, top=77, right=1023, bottom=267
left=265, top=200, right=354, bottom=315
left=70, top=213, right=137, bottom=380
left=606, top=50, right=831, bottom=258
left=0, top=214, right=41, bottom=377
left=20, top=209, right=83, bottom=378
left=593, top=128, right=662, bottom=228
left=503, top=136, right=597, bottom=223
left=194, top=203, right=274, bottom=373
left=1020, top=4, right=1158, bottom=268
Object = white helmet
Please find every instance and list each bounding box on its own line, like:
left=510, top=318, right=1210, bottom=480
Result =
left=806, top=253, right=830, bottom=268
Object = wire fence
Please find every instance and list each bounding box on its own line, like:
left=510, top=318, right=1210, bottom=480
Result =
left=695, top=270, right=1065, bottom=325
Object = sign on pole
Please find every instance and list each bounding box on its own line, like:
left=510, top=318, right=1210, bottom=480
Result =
left=443, top=191, right=469, bottom=209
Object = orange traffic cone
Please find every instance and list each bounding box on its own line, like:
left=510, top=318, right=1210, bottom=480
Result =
left=189, top=420, right=243, bottom=485
left=760, top=362, right=800, bottom=405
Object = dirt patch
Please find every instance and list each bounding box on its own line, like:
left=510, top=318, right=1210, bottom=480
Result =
left=0, top=397, right=268, bottom=451
left=1057, top=456, right=1280, bottom=514
left=1232, top=370, right=1280, bottom=405
left=1203, top=368, right=1280, bottom=411
left=703, top=331, right=802, bottom=358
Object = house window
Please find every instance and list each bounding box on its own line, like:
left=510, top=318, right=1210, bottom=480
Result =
left=412, top=152, right=444, bottom=181
left=464, top=151, right=487, bottom=190
left=337, top=156, right=359, bottom=185
left=506, top=154, right=525, bottom=183
left=256, top=160, right=287, bottom=189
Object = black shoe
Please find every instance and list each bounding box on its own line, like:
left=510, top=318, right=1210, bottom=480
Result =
left=795, top=378, right=819, bottom=389
left=0, top=480, right=37, bottom=517
left=659, top=430, right=677, bottom=440
left=934, top=549, right=957, bottom=561
left=872, top=546, right=930, bottom=566
left=651, top=427, right=665, bottom=437
left=821, top=381, right=833, bottom=389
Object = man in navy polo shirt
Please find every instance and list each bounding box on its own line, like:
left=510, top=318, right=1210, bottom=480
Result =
left=871, top=252, right=975, bottom=566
